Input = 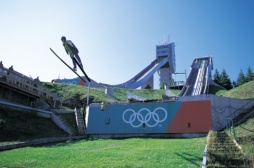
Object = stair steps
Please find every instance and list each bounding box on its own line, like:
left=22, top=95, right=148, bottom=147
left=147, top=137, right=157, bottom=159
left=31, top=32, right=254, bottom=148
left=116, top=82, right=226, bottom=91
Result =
left=75, top=108, right=85, bottom=135
left=206, top=131, right=252, bottom=167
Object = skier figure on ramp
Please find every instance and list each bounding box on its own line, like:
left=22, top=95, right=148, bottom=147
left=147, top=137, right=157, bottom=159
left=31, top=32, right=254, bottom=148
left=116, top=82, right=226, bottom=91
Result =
left=61, top=36, right=83, bottom=71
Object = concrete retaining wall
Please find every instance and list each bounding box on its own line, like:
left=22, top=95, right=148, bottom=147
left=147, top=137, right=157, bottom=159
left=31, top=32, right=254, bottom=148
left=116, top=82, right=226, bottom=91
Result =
left=51, top=113, right=72, bottom=135
left=0, top=100, right=72, bottom=135
left=210, top=95, right=254, bottom=131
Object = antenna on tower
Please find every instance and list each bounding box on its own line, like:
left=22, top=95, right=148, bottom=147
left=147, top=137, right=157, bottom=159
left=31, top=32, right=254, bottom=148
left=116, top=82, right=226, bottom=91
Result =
left=164, top=35, right=167, bottom=44
left=163, top=34, right=170, bottom=44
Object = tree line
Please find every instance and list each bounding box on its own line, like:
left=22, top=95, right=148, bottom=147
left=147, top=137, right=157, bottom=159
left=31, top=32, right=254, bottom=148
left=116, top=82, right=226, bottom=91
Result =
left=213, top=66, right=254, bottom=90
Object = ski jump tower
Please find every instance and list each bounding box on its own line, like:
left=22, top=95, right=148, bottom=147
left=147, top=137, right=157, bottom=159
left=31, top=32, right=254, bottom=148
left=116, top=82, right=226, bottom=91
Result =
left=142, top=42, right=176, bottom=89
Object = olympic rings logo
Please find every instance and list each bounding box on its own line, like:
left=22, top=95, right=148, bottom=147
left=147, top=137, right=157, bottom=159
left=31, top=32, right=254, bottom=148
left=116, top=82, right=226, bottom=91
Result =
left=122, top=107, right=167, bottom=128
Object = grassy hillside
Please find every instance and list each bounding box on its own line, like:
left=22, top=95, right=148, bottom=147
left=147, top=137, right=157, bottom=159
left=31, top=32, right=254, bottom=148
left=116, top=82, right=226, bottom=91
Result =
left=216, top=80, right=254, bottom=99
left=42, top=83, right=181, bottom=108
left=42, top=81, right=254, bottom=110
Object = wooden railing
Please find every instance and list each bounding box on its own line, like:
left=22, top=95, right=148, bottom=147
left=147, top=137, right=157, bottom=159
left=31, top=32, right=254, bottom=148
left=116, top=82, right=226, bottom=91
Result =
left=0, top=67, right=62, bottom=108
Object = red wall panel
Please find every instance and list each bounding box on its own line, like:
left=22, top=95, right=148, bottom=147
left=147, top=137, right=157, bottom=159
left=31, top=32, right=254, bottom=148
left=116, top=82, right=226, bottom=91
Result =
left=166, top=100, right=212, bottom=133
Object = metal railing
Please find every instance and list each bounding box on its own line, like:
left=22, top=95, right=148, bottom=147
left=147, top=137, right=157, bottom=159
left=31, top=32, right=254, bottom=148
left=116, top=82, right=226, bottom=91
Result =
left=226, top=118, right=236, bottom=138
left=225, top=99, right=254, bottom=138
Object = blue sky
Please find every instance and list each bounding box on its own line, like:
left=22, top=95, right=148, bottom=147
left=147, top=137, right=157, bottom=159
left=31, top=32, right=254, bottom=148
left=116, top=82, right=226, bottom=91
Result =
left=1, top=0, right=254, bottom=89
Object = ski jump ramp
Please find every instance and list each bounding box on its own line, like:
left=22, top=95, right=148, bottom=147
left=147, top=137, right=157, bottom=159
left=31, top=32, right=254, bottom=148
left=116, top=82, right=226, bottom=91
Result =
left=54, top=57, right=168, bottom=89
left=178, top=56, right=213, bottom=96
left=99, top=57, right=168, bottom=89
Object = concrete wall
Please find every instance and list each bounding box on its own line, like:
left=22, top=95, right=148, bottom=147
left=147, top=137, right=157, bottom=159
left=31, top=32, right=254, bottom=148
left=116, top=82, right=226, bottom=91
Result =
left=0, top=100, right=72, bottom=135
left=158, top=68, right=172, bottom=88
left=51, top=113, right=72, bottom=135
left=210, top=95, right=254, bottom=131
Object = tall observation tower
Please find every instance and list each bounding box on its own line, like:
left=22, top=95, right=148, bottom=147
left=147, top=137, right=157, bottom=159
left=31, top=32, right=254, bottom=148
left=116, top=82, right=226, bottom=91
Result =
left=156, top=42, right=176, bottom=89
left=141, top=42, right=176, bottom=89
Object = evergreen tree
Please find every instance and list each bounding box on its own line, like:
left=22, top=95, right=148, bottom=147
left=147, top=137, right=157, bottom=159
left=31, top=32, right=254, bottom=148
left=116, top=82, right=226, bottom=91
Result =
left=232, top=81, right=237, bottom=88
left=246, top=66, right=254, bottom=82
left=213, top=69, right=221, bottom=84
left=220, top=69, right=232, bottom=90
left=237, top=69, right=246, bottom=86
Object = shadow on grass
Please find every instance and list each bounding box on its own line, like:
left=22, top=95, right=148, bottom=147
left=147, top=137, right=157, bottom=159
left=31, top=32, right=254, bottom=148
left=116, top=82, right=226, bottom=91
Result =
left=174, top=152, right=202, bottom=167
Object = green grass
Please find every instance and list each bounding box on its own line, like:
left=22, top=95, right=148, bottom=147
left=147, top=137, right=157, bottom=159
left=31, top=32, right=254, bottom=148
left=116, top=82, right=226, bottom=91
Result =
left=209, top=81, right=254, bottom=99
left=43, top=82, right=181, bottom=105
left=0, top=137, right=206, bottom=168
left=214, top=89, right=228, bottom=96
left=235, top=116, right=254, bottom=138
left=44, top=81, right=254, bottom=107
left=234, top=116, right=254, bottom=161
left=222, top=80, right=254, bottom=99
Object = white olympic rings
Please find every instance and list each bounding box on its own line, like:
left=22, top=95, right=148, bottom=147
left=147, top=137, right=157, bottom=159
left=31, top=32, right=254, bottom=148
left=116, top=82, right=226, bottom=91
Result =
left=122, top=107, right=167, bottom=128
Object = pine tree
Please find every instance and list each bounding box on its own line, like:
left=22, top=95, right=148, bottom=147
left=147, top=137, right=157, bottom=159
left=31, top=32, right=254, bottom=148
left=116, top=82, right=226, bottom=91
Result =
left=246, top=66, right=254, bottom=82
left=220, top=69, right=232, bottom=90
left=213, top=69, right=221, bottom=84
left=232, top=81, right=237, bottom=88
left=237, top=69, right=246, bottom=86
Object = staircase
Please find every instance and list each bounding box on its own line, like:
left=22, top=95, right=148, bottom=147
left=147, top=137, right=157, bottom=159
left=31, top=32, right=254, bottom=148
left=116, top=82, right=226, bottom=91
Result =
left=74, top=108, right=85, bottom=135
left=206, top=131, right=251, bottom=167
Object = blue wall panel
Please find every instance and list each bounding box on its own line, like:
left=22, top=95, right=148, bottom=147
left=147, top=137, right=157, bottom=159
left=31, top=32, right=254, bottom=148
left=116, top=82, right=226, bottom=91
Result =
left=86, top=101, right=182, bottom=134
